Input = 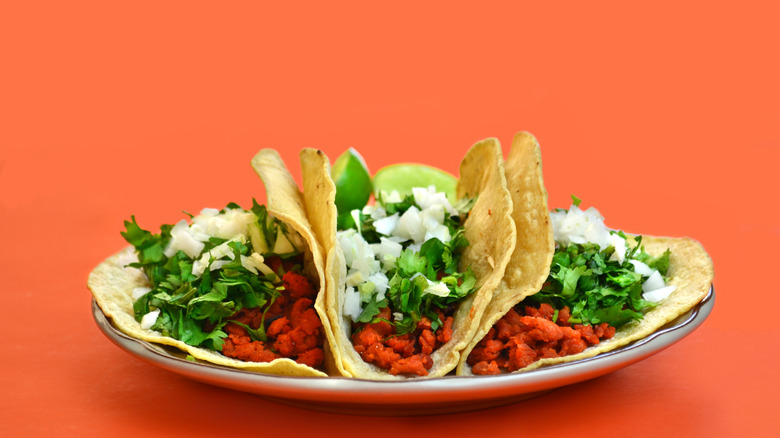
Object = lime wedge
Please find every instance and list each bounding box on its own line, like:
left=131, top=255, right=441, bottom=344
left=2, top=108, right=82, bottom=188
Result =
left=372, top=163, right=457, bottom=204
left=332, top=148, right=372, bottom=214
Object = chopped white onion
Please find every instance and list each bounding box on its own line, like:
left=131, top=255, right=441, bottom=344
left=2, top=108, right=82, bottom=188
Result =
left=373, top=213, right=399, bottom=236
left=192, top=255, right=208, bottom=277
left=140, top=310, right=160, bottom=330
left=164, top=220, right=205, bottom=258
left=385, top=235, right=407, bottom=244
left=643, top=270, right=666, bottom=293
left=421, top=212, right=443, bottom=232
left=413, top=185, right=458, bottom=216
left=382, top=190, right=403, bottom=203
left=378, top=237, right=403, bottom=258
left=643, top=285, right=677, bottom=303
left=343, top=286, right=362, bottom=321
left=337, top=186, right=464, bottom=322
left=407, top=242, right=422, bottom=253
left=240, top=254, right=267, bottom=274
left=210, top=240, right=237, bottom=260
left=395, top=206, right=425, bottom=243
left=424, top=224, right=451, bottom=243
left=191, top=208, right=254, bottom=241
left=368, top=272, right=389, bottom=300
left=198, top=207, right=220, bottom=217
left=609, top=233, right=627, bottom=264
left=164, top=208, right=261, bottom=261
left=629, top=260, right=654, bottom=276
left=552, top=203, right=677, bottom=305
left=424, top=281, right=451, bottom=297
left=210, top=260, right=229, bottom=271
left=551, top=205, right=611, bottom=250
left=131, top=287, right=151, bottom=301
left=362, top=205, right=386, bottom=220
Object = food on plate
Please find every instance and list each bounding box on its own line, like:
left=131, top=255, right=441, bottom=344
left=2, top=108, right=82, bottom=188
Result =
left=308, top=138, right=517, bottom=379
left=88, top=149, right=338, bottom=377
left=457, top=133, right=714, bottom=375
left=89, top=131, right=715, bottom=381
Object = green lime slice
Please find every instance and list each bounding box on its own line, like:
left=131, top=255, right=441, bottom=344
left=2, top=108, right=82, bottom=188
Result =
left=372, top=163, right=457, bottom=204
left=332, top=148, right=372, bottom=214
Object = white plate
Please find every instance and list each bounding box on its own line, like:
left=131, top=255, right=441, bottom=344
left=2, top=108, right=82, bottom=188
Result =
left=92, top=286, right=714, bottom=416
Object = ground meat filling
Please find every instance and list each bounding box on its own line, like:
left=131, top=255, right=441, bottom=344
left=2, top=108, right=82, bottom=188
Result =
left=351, top=307, right=455, bottom=376
left=220, top=269, right=325, bottom=369
left=468, top=303, right=616, bottom=375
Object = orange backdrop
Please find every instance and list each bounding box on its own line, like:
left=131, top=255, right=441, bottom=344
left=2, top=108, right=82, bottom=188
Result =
left=2, top=1, right=778, bottom=436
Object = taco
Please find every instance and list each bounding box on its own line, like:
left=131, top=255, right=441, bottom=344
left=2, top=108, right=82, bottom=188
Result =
left=307, top=138, right=517, bottom=379
left=458, top=133, right=714, bottom=375
left=88, top=149, right=334, bottom=377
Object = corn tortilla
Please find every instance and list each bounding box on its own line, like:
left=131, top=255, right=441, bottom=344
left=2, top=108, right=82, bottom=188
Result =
left=298, top=148, right=346, bottom=376
left=456, top=132, right=555, bottom=374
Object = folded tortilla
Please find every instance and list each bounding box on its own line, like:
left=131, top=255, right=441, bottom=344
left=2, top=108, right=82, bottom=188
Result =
left=308, top=138, right=517, bottom=379
left=457, top=132, right=715, bottom=375
left=456, top=131, right=555, bottom=374
left=88, top=149, right=333, bottom=377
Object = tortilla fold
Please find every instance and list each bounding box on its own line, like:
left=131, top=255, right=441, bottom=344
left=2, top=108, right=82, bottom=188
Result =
left=456, top=131, right=555, bottom=374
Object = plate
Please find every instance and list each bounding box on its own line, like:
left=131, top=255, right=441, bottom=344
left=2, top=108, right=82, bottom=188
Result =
left=92, top=286, right=714, bottom=416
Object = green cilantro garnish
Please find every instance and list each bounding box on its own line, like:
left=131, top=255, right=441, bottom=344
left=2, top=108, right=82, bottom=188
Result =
left=123, top=201, right=291, bottom=351
left=347, top=195, right=477, bottom=335
left=528, top=236, right=669, bottom=328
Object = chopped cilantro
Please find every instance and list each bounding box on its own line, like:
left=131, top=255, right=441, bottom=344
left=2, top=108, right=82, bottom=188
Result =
left=346, top=194, right=477, bottom=335
left=122, top=201, right=298, bottom=351
left=529, top=235, right=669, bottom=328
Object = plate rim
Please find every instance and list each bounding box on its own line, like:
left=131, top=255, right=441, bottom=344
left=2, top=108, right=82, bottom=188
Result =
left=91, top=285, right=714, bottom=411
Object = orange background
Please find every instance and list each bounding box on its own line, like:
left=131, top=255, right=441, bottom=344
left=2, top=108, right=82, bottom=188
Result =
left=2, top=1, right=778, bottom=436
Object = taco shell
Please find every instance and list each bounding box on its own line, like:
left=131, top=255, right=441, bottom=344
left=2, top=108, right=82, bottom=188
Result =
left=317, top=138, right=517, bottom=379
left=500, top=234, right=713, bottom=372
left=87, top=149, right=332, bottom=377
left=457, top=133, right=715, bottom=375
left=456, top=131, right=555, bottom=374
left=298, top=148, right=347, bottom=377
